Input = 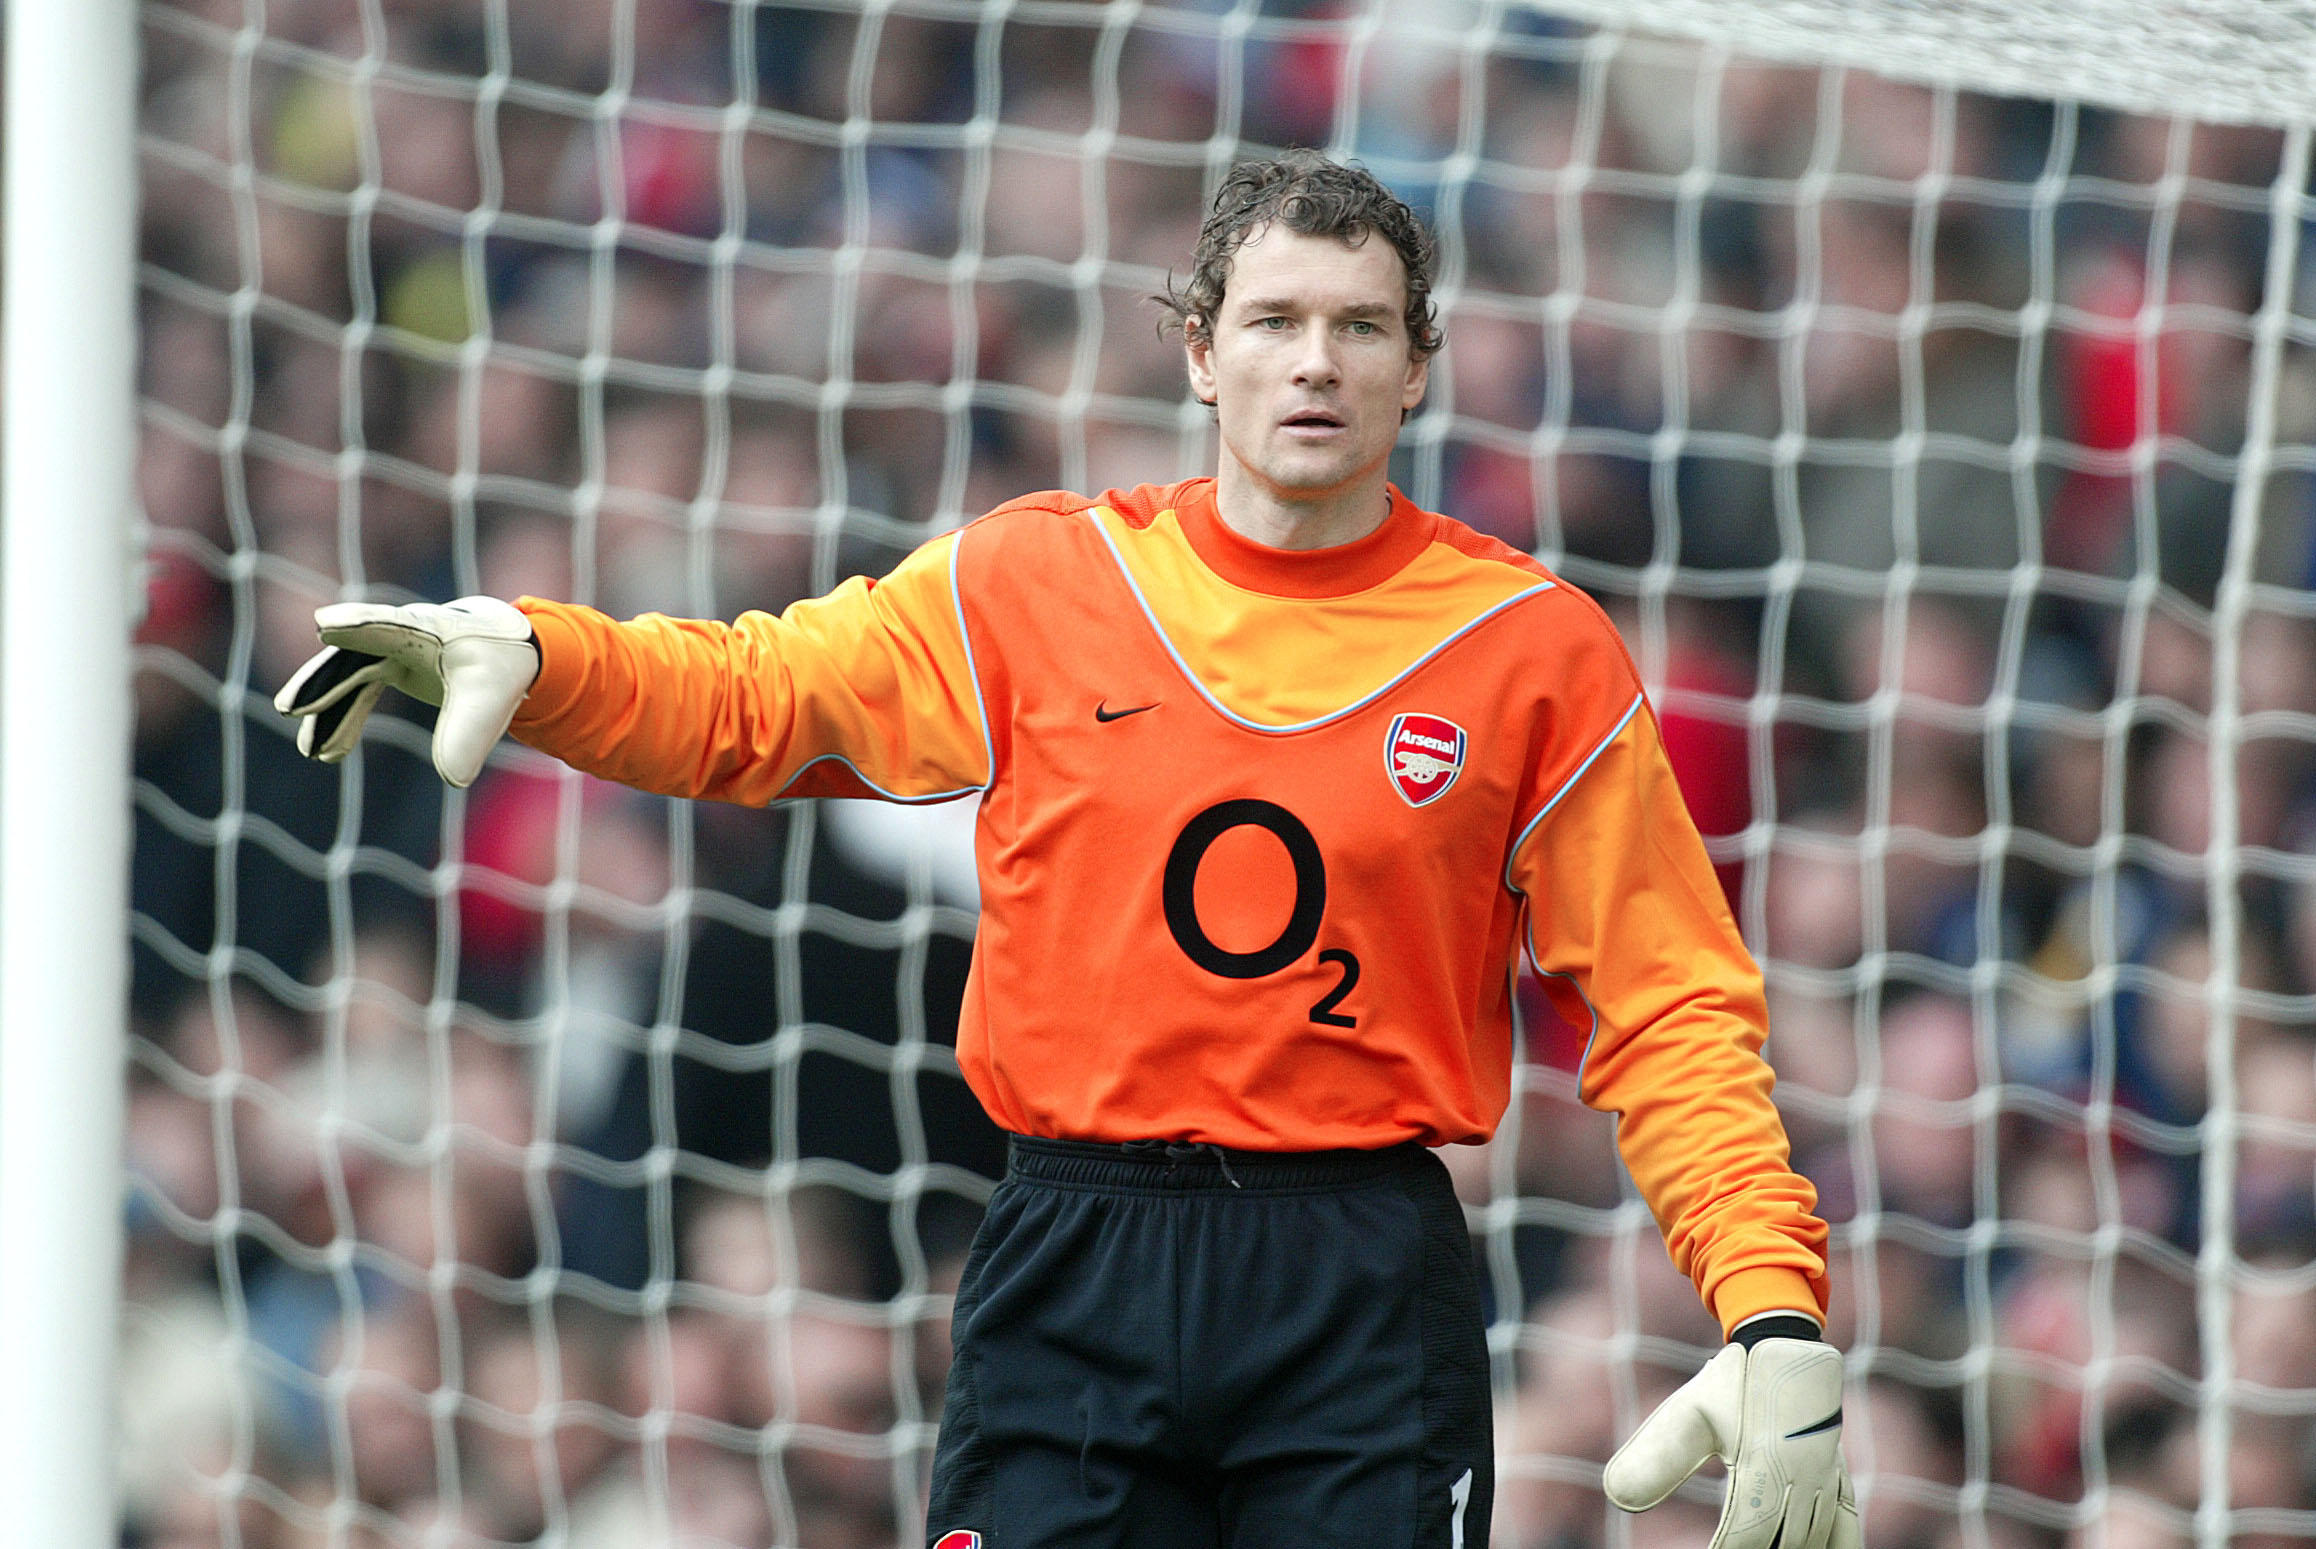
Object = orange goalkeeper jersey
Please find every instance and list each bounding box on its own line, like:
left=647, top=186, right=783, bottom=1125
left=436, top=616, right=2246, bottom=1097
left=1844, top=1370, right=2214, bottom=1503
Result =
left=510, top=477, right=1827, bottom=1332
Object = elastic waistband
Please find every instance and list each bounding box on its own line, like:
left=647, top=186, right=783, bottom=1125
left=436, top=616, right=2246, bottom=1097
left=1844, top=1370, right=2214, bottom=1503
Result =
left=1005, top=1134, right=1434, bottom=1193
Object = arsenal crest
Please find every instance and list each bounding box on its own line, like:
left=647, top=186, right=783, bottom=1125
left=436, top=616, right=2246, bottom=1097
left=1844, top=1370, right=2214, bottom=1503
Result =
left=1386, top=713, right=1466, bottom=807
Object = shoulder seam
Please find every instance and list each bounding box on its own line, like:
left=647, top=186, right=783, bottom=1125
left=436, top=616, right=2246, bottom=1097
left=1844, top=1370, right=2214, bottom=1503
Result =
left=1442, top=546, right=1560, bottom=592
left=1420, top=514, right=1559, bottom=584
left=965, top=488, right=1096, bottom=527
left=1531, top=567, right=1647, bottom=681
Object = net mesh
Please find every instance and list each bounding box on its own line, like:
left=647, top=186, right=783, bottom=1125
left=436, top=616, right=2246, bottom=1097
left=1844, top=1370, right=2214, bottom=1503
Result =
left=123, top=2, right=2316, bottom=1547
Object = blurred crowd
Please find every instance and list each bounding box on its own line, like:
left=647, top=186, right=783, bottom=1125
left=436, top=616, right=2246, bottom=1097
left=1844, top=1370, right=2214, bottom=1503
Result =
left=116, top=0, right=2316, bottom=1546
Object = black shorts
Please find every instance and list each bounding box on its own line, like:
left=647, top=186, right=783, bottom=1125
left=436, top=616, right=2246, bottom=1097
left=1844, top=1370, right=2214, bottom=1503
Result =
left=926, top=1136, right=1493, bottom=1549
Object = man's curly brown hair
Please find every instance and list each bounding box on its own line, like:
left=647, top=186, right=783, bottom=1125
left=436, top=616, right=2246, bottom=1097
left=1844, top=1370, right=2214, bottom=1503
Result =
left=1155, top=150, right=1442, bottom=359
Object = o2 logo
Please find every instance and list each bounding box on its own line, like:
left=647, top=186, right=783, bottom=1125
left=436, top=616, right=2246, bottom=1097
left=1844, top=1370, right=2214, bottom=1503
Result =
left=1161, top=800, right=1359, bottom=1027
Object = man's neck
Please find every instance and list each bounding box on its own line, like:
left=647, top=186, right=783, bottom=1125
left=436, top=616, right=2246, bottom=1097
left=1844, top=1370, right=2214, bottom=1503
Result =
left=1211, top=461, right=1393, bottom=551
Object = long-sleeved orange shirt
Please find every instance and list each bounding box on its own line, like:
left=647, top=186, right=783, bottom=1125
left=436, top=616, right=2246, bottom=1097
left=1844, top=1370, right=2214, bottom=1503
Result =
left=510, top=477, right=1827, bottom=1333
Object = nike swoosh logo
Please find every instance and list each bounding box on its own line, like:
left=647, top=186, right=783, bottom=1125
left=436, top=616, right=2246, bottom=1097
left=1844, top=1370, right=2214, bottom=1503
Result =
left=1094, top=701, right=1158, bottom=722
left=1786, top=1406, right=1843, bottom=1439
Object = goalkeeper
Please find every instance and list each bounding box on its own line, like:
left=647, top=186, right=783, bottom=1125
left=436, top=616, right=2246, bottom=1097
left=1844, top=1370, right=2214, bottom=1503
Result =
left=280, top=151, right=1853, bottom=1549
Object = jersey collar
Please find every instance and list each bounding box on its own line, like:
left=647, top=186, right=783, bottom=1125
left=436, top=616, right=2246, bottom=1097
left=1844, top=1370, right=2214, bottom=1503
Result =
left=1171, top=478, right=1436, bottom=599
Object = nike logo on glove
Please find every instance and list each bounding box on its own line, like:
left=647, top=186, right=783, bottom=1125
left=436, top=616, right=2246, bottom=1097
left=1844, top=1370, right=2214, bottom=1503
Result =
left=1785, top=1407, right=1843, bottom=1439
left=1094, top=701, right=1158, bottom=722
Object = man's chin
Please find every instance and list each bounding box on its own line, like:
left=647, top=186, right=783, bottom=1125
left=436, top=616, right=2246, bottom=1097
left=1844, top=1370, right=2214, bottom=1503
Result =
left=1248, top=450, right=1366, bottom=494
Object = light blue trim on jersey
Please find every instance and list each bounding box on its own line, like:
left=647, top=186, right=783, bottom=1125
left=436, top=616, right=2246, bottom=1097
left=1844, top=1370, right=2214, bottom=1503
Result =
left=948, top=528, right=997, bottom=792
left=1528, top=962, right=1607, bottom=1089
left=1084, top=507, right=1557, bottom=735
left=1499, top=691, right=1645, bottom=893
left=776, top=753, right=984, bottom=805
left=1501, top=690, right=1643, bottom=1087
left=767, top=531, right=990, bottom=806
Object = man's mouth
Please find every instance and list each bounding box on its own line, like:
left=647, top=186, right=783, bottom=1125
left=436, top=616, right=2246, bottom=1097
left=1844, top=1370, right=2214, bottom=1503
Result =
left=1281, top=408, right=1345, bottom=431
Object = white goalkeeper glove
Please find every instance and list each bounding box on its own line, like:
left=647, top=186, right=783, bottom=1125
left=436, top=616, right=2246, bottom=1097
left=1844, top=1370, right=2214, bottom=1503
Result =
left=273, top=596, right=539, bottom=788
left=1603, top=1323, right=1860, bottom=1549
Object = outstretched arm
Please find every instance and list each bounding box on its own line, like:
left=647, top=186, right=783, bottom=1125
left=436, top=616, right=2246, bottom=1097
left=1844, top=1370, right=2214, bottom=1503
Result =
left=279, top=531, right=991, bottom=804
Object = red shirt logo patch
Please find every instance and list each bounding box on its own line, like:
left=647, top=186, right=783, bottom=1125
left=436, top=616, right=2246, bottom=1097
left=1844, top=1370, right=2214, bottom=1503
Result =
left=1386, top=713, right=1466, bottom=808
left=933, top=1534, right=983, bottom=1549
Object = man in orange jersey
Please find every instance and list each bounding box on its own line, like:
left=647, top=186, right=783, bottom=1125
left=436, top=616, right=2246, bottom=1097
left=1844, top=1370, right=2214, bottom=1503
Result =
left=280, top=152, right=1857, bottom=1549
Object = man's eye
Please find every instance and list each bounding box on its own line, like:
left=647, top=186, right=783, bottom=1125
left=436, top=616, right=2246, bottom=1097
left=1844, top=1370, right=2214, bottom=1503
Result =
left=1347, top=320, right=1376, bottom=336
left=1257, top=316, right=1289, bottom=330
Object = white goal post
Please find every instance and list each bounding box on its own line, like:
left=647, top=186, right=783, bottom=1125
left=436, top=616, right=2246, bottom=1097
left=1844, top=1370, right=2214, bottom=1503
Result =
left=14, top=1, right=2316, bottom=1547
left=1, top=1, right=140, bottom=1548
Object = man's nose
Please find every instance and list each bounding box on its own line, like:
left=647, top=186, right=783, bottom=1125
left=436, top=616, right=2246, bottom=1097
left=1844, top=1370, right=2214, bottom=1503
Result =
left=1291, top=332, right=1341, bottom=387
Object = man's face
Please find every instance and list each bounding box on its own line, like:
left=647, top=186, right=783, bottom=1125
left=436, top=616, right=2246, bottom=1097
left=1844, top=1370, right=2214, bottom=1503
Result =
left=1185, top=224, right=1429, bottom=507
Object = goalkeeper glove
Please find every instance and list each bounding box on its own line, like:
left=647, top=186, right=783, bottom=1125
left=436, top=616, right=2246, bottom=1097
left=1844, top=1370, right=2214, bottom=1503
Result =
left=273, top=596, right=539, bottom=788
left=1603, top=1321, right=1860, bottom=1549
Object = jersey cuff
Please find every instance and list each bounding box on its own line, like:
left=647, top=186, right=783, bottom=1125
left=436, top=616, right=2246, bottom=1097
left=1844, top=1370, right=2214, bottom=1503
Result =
left=1710, top=1267, right=1825, bottom=1339
left=1729, top=1310, right=1824, bottom=1346
left=508, top=598, right=594, bottom=733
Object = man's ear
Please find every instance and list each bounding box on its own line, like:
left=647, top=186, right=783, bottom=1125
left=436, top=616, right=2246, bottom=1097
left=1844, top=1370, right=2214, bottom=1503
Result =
left=1185, top=320, right=1217, bottom=407
left=1400, top=348, right=1430, bottom=415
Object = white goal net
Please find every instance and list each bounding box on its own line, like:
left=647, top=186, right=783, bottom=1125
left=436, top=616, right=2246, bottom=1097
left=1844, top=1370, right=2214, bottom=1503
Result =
left=120, top=2, right=2316, bottom=1547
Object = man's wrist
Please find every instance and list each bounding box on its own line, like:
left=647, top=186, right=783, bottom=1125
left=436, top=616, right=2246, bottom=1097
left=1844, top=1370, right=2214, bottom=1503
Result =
left=1729, top=1311, right=1823, bottom=1348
